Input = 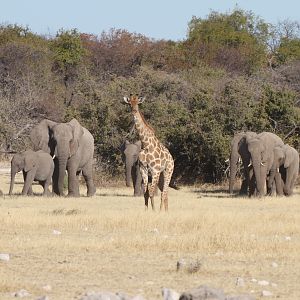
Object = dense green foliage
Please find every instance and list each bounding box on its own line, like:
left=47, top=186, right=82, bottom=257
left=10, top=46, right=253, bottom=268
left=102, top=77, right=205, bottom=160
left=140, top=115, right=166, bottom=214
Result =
left=0, top=8, right=299, bottom=184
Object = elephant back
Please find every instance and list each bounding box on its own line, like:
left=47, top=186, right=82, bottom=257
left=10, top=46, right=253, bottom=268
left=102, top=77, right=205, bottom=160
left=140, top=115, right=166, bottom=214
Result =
left=258, top=132, right=284, bottom=147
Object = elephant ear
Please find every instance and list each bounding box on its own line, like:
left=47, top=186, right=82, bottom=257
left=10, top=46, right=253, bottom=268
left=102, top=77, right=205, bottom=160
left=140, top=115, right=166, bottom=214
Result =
left=120, top=140, right=128, bottom=155
left=284, top=146, right=294, bottom=168
left=260, top=143, right=269, bottom=164
left=134, top=140, right=142, bottom=150
left=68, top=118, right=84, bottom=156
left=24, top=152, right=37, bottom=172
left=274, top=147, right=284, bottom=163
left=30, top=119, right=57, bottom=155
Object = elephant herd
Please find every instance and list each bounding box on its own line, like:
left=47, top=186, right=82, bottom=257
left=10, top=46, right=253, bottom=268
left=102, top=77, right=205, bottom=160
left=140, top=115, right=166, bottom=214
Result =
left=229, top=131, right=299, bottom=197
left=4, top=121, right=299, bottom=198
left=8, top=118, right=96, bottom=197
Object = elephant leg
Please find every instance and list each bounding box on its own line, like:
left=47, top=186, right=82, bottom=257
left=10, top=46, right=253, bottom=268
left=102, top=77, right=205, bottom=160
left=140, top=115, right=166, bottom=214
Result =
left=82, top=160, right=96, bottom=197
left=23, top=171, right=33, bottom=195
left=248, top=168, right=256, bottom=197
left=283, top=169, right=295, bottom=196
left=240, top=179, right=248, bottom=195
left=22, top=171, right=35, bottom=196
left=240, top=161, right=249, bottom=195
left=288, top=173, right=297, bottom=195
left=274, top=172, right=284, bottom=196
left=42, top=176, right=52, bottom=197
left=264, top=170, right=269, bottom=196
left=67, top=166, right=80, bottom=197
left=52, top=158, right=59, bottom=195
left=268, top=180, right=277, bottom=196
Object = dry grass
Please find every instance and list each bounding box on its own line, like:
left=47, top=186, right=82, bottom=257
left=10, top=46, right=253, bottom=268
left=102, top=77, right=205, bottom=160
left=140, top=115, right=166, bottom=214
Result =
left=0, top=169, right=300, bottom=299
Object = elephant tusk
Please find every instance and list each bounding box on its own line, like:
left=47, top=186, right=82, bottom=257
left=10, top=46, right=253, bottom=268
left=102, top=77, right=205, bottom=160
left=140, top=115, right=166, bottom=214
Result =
left=261, top=162, right=266, bottom=166
left=248, top=162, right=252, bottom=167
left=277, top=168, right=279, bottom=172
left=52, top=155, right=56, bottom=159
left=225, top=158, right=229, bottom=163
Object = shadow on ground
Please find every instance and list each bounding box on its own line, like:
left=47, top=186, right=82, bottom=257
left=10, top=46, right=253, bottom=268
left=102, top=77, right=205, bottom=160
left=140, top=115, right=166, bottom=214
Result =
left=192, top=187, right=250, bottom=199
left=97, top=193, right=137, bottom=197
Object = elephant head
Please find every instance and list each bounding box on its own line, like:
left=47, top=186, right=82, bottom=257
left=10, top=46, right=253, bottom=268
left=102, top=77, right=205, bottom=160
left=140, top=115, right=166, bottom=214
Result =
left=30, top=118, right=84, bottom=195
left=247, top=137, right=269, bottom=196
left=247, top=132, right=284, bottom=197
left=122, top=140, right=142, bottom=187
left=229, top=131, right=256, bottom=194
left=9, top=150, right=36, bottom=195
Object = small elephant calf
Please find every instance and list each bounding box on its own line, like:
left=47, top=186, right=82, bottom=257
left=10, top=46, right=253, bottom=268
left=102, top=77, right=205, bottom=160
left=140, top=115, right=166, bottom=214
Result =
left=9, top=150, right=54, bottom=196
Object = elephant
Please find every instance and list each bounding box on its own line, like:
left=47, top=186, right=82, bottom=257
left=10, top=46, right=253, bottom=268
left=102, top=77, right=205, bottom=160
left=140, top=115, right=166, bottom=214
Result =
left=30, top=118, right=96, bottom=197
left=121, top=140, right=143, bottom=196
left=246, top=132, right=284, bottom=197
left=229, top=131, right=257, bottom=195
left=9, top=150, right=54, bottom=196
left=268, top=144, right=299, bottom=196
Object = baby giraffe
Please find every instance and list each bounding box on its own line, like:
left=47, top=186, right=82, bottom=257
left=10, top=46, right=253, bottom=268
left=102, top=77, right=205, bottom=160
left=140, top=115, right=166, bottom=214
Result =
left=123, top=95, right=174, bottom=211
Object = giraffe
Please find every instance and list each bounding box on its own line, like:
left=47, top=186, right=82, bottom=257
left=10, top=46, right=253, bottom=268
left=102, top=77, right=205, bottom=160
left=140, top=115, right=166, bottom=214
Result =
left=123, top=95, right=174, bottom=211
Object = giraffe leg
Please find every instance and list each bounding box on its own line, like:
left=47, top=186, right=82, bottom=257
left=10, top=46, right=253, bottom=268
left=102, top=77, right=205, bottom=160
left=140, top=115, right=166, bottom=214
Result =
left=148, top=171, right=161, bottom=211
left=139, top=163, right=149, bottom=209
left=139, top=164, right=148, bottom=193
left=158, top=172, right=164, bottom=192
left=143, top=188, right=150, bottom=211
left=160, top=164, right=174, bottom=211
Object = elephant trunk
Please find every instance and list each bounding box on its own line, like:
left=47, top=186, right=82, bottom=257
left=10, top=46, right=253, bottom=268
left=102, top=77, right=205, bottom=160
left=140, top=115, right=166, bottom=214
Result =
left=252, top=158, right=264, bottom=196
left=57, top=157, right=68, bottom=196
left=125, top=160, right=134, bottom=187
left=9, top=169, right=16, bottom=195
left=268, top=167, right=276, bottom=190
left=229, top=151, right=239, bottom=194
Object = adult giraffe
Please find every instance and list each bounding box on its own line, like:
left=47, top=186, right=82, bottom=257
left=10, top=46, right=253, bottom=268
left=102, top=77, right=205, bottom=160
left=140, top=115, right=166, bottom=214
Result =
left=123, top=95, right=174, bottom=211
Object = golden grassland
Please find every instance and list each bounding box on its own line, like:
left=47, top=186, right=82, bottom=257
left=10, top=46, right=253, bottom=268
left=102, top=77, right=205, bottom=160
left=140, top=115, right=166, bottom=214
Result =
left=0, top=169, right=300, bottom=300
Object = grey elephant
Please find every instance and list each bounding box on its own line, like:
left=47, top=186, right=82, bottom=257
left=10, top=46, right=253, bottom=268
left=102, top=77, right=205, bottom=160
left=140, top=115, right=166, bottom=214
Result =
left=229, top=131, right=257, bottom=195
left=268, top=144, right=299, bottom=196
left=247, top=132, right=284, bottom=197
left=9, top=150, right=54, bottom=196
left=121, top=140, right=143, bottom=196
left=30, top=118, right=96, bottom=197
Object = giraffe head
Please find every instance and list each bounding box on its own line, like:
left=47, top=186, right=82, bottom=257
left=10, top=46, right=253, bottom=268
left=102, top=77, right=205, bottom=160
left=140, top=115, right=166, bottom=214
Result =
left=123, top=94, right=145, bottom=112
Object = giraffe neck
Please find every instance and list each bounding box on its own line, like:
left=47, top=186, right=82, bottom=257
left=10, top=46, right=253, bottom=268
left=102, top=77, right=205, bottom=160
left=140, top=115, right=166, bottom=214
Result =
left=133, top=110, right=155, bottom=146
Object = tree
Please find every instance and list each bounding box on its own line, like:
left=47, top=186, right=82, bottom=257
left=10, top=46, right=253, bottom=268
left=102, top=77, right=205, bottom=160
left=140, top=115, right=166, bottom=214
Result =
left=82, top=29, right=150, bottom=78
left=186, top=8, right=269, bottom=73
left=52, top=28, right=84, bottom=70
left=51, top=29, right=85, bottom=106
left=268, top=20, right=300, bottom=66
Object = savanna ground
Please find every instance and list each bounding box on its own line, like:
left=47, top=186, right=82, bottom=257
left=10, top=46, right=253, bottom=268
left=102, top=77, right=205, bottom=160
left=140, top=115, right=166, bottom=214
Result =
left=0, top=162, right=300, bottom=300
